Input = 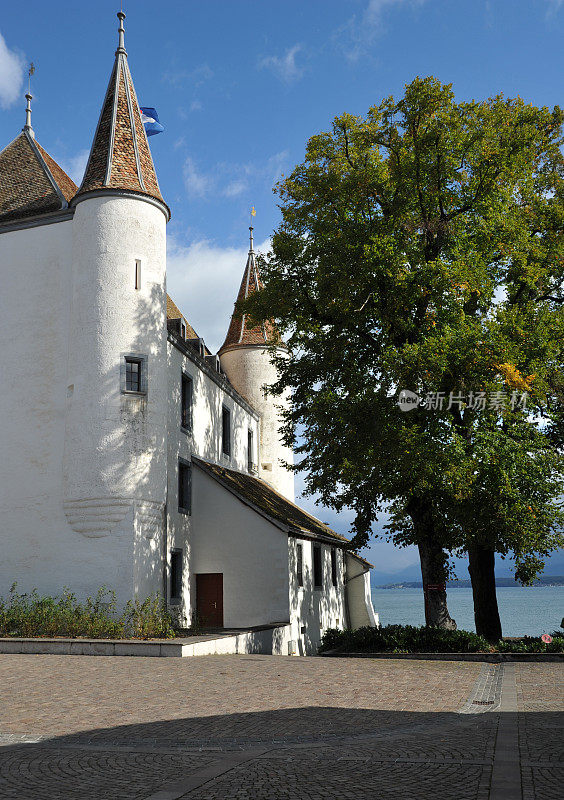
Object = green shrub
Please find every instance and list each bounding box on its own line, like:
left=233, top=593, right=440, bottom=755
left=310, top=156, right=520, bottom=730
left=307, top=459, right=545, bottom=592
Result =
left=319, top=625, right=564, bottom=654
left=0, top=584, right=176, bottom=640
left=320, top=625, right=493, bottom=654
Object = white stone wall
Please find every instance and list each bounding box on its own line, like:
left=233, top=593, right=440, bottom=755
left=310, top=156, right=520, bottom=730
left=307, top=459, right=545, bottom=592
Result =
left=188, top=466, right=290, bottom=628
left=166, top=341, right=260, bottom=624
left=287, top=537, right=347, bottom=655
left=345, top=553, right=379, bottom=629
left=220, top=346, right=294, bottom=502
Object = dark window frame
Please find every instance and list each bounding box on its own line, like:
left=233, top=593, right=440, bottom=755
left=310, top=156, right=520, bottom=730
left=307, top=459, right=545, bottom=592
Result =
left=221, top=406, right=231, bottom=457
left=170, top=548, right=183, bottom=604
left=247, top=428, right=254, bottom=472
left=135, top=259, right=141, bottom=290
left=120, top=354, right=148, bottom=395
left=181, top=371, right=193, bottom=432
left=331, top=547, right=337, bottom=587
left=313, top=544, right=323, bottom=589
left=296, top=542, right=304, bottom=588
left=178, top=458, right=192, bottom=514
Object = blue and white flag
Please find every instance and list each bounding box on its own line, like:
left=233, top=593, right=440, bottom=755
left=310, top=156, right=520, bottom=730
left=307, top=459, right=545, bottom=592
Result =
left=140, top=107, right=164, bottom=137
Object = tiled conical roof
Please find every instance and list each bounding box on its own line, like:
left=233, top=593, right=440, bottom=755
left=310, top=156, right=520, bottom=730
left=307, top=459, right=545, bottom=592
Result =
left=0, top=130, right=77, bottom=226
left=74, top=12, right=168, bottom=217
left=218, top=228, right=281, bottom=355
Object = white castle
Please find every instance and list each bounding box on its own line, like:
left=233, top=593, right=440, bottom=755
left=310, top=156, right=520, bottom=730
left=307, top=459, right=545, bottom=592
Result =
left=0, top=12, right=376, bottom=654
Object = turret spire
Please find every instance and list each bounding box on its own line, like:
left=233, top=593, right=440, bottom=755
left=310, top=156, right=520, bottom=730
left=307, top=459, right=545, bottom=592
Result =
left=218, top=227, right=282, bottom=355
left=74, top=8, right=168, bottom=217
left=23, top=64, right=35, bottom=137
left=117, top=11, right=126, bottom=55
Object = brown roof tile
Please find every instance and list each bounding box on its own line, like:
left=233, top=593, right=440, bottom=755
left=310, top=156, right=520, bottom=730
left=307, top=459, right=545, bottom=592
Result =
left=75, top=46, right=167, bottom=214
left=166, top=294, right=199, bottom=341
left=218, top=240, right=281, bottom=354
left=0, top=131, right=77, bottom=226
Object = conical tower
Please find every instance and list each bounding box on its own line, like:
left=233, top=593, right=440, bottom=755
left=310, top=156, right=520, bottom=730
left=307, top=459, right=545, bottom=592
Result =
left=219, top=228, right=294, bottom=501
left=63, top=11, right=169, bottom=602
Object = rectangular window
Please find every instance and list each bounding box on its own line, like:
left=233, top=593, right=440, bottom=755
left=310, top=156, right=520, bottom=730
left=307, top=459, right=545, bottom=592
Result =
left=170, top=549, right=182, bottom=603
left=247, top=429, right=254, bottom=472
left=313, top=544, right=323, bottom=589
left=178, top=460, right=192, bottom=514
left=331, top=548, right=337, bottom=587
left=181, top=373, right=193, bottom=431
left=123, top=355, right=148, bottom=394
left=296, top=542, right=304, bottom=587
left=222, top=406, right=231, bottom=457
left=135, top=259, right=141, bottom=290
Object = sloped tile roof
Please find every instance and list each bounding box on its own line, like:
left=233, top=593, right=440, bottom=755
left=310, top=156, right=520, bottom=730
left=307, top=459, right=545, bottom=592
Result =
left=166, top=294, right=200, bottom=342
left=0, top=131, right=77, bottom=226
left=193, top=456, right=350, bottom=544
left=218, top=242, right=281, bottom=355
left=75, top=45, right=168, bottom=215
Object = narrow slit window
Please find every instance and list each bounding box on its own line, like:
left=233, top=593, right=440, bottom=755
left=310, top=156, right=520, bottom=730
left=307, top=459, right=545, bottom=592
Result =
left=170, top=549, right=183, bottom=602
left=331, top=547, right=337, bottom=587
left=247, top=429, right=254, bottom=472
left=296, top=543, right=304, bottom=588
left=313, top=544, right=323, bottom=589
left=178, top=460, right=192, bottom=514
left=222, top=407, right=231, bottom=457
left=135, top=259, right=141, bottom=290
left=181, top=373, right=193, bottom=431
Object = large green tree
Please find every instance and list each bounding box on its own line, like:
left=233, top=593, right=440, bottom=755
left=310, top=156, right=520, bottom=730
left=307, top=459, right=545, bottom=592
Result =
left=245, top=77, right=564, bottom=636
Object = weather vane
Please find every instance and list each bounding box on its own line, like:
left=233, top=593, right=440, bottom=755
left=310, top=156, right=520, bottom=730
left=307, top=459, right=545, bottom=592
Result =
left=28, top=63, right=35, bottom=94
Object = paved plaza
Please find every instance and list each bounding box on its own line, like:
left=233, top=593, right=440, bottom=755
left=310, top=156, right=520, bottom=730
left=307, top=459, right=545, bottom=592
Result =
left=0, top=654, right=561, bottom=799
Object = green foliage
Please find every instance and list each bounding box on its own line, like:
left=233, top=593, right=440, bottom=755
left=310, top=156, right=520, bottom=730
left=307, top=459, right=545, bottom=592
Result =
left=0, top=584, right=176, bottom=640
left=244, top=76, right=564, bottom=583
left=319, top=625, right=564, bottom=654
left=319, top=624, right=492, bottom=653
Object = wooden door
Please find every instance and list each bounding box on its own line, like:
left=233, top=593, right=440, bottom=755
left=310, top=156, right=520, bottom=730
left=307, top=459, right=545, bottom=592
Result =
left=196, top=573, right=223, bottom=628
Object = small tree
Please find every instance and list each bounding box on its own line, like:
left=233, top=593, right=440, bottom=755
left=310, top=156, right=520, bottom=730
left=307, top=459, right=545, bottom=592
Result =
left=245, top=77, right=564, bottom=634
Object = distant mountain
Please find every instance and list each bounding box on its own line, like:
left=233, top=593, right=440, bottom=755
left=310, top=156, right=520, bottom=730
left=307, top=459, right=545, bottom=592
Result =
left=369, top=550, right=564, bottom=587
left=375, top=576, right=564, bottom=589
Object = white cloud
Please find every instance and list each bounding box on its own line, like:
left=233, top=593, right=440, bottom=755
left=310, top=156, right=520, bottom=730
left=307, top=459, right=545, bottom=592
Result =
left=182, top=150, right=290, bottom=200
left=163, top=62, right=213, bottom=88
left=59, top=148, right=89, bottom=186
left=223, top=179, right=248, bottom=198
left=258, top=44, right=305, bottom=85
left=545, top=0, right=563, bottom=16
left=183, top=156, right=212, bottom=198
left=336, top=0, right=426, bottom=62
left=166, top=235, right=270, bottom=353
left=190, top=99, right=202, bottom=112
left=0, top=32, right=25, bottom=109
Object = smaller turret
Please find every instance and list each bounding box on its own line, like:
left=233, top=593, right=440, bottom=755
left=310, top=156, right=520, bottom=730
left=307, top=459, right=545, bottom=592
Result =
left=219, top=228, right=294, bottom=501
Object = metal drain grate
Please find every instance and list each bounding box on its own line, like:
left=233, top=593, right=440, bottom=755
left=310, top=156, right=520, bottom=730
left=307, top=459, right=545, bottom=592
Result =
left=472, top=700, right=494, bottom=705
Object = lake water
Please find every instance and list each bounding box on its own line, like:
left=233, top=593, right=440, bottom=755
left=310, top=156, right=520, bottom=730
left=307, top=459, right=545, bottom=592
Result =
left=371, top=586, right=564, bottom=637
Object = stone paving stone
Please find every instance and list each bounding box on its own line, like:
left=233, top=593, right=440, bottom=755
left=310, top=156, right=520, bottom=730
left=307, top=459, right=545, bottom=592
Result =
left=0, top=746, right=216, bottom=800
left=0, top=654, right=560, bottom=799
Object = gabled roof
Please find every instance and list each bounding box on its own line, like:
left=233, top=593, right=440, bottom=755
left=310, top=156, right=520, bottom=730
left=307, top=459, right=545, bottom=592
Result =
left=74, top=13, right=168, bottom=217
left=0, top=131, right=77, bottom=226
left=193, top=456, right=368, bottom=554
left=218, top=229, right=281, bottom=355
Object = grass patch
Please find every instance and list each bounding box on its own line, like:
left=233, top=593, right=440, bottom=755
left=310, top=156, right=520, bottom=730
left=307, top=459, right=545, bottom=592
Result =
left=319, top=624, right=564, bottom=654
left=0, top=584, right=176, bottom=640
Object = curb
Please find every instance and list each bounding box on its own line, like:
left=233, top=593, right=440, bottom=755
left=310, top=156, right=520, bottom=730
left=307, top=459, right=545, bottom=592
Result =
left=319, top=650, right=564, bottom=662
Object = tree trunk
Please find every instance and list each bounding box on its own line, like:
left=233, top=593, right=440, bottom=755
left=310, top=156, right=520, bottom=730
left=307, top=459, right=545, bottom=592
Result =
left=418, top=539, right=457, bottom=630
left=408, top=496, right=457, bottom=630
left=468, top=545, right=502, bottom=643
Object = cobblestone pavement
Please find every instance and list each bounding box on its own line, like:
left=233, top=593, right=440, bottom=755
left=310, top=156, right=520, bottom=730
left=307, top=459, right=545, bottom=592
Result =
left=0, top=655, right=561, bottom=799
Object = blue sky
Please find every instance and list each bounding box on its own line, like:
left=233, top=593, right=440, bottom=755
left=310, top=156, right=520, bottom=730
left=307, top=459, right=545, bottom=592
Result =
left=1, top=0, right=563, bottom=576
